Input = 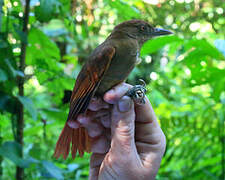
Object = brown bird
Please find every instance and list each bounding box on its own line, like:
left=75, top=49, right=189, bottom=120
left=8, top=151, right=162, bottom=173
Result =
left=54, top=20, right=172, bottom=159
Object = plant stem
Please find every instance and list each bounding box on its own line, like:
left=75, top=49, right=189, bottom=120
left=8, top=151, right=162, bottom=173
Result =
left=16, top=0, right=30, bottom=179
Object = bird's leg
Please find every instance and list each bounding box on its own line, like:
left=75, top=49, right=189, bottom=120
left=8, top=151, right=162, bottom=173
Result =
left=125, top=79, right=147, bottom=105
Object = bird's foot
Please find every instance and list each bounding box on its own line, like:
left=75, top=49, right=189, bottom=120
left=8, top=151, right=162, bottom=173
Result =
left=125, top=79, right=147, bottom=105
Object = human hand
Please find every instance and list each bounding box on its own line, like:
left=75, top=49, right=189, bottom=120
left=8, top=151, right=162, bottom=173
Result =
left=73, top=83, right=166, bottom=180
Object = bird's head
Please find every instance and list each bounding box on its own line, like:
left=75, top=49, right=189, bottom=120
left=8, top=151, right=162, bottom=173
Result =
left=112, top=20, right=172, bottom=45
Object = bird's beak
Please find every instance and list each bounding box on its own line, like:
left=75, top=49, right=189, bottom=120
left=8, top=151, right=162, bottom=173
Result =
left=151, top=28, right=173, bottom=36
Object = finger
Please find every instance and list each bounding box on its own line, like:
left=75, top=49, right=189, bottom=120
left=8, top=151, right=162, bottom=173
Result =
left=91, top=135, right=110, bottom=154
left=93, top=109, right=110, bottom=119
left=88, top=97, right=109, bottom=111
left=110, top=96, right=137, bottom=156
left=89, top=153, right=106, bottom=180
left=104, top=83, right=133, bottom=104
left=77, top=115, right=103, bottom=138
left=135, top=98, right=163, bottom=144
left=67, top=120, right=80, bottom=129
left=90, top=109, right=111, bottom=128
left=67, top=108, right=110, bottom=129
left=135, top=98, right=166, bottom=168
left=135, top=97, right=156, bottom=123
left=99, top=112, right=111, bottom=128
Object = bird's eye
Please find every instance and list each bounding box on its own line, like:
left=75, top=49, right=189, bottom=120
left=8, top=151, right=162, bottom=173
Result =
left=140, top=25, right=146, bottom=31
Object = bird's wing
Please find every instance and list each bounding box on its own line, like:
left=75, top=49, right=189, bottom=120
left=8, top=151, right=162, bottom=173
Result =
left=54, top=46, right=115, bottom=159
left=67, top=46, right=115, bottom=121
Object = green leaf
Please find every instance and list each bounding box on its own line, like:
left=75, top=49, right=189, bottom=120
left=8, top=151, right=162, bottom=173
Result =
left=106, top=0, right=141, bottom=19
left=0, top=69, right=8, bottom=81
left=14, top=25, right=27, bottom=43
left=4, top=59, right=24, bottom=77
left=42, top=19, right=67, bottom=37
left=0, top=141, right=30, bottom=168
left=27, top=28, right=60, bottom=66
left=184, top=39, right=224, bottom=60
left=0, top=94, right=18, bottom=113
left=35, top=0, right=61, bottom=23
left=0, top=39, right=8, bottom=48
left=42, top=160, right=64, bottom=179
left=141, top=35, right=183, bottom=55
left=17, top=95, right=37, bottom=120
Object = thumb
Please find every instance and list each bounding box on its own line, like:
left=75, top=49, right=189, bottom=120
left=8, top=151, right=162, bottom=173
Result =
left=110, top=96, right=136, bottom=153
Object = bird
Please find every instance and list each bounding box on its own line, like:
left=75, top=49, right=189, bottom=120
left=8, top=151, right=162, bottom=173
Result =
left=54, top=19, right=172, bottom=159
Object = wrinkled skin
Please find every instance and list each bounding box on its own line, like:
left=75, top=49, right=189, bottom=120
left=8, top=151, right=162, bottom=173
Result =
left=68, top=83, right=166, bottom=180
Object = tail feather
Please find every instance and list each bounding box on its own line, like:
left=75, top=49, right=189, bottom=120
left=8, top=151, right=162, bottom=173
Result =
left=78, top=128, right=85, bottom=157
left=85, top=130, right=91, bottom=152
left=54, top=124, right=91, bottom=159
left=71, top=129, right=78, bottom=159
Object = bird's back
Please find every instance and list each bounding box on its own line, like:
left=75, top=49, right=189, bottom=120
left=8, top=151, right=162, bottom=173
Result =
left=94, top=36, right=139, bottom=95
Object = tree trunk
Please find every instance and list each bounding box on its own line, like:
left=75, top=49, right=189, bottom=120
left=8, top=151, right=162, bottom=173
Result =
left=16, top=0, right=30, bottom=179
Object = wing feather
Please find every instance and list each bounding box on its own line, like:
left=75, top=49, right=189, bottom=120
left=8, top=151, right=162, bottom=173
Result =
left=68, top=46, right=115, bottom=121
left=54, top=46, right=115, bottom=159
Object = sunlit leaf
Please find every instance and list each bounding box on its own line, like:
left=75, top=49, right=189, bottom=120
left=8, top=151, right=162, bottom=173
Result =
left=35, top=0, right=61, bottom=23
left=106, top=0, right=141, bottom=19
left=141, top=35, right=183, bottom=55
left=184, top=39, right=224, bottom=60
left=27, top=28, right=60, bottom=66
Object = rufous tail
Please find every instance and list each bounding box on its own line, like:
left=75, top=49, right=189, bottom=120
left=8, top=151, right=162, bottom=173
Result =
left=54, top=124, right=91, bottom=159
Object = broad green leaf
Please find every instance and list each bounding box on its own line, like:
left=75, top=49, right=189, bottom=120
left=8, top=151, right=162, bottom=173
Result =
left=141, top=35, right=183, bottom=55
left=0, top=141, right=30, bottom=168
left=0, top=91, right=21, bottom=114
left=17, top=95, right=37, bottom=120
left=106, top=0, right=141, bottom=19
left=42, top=19, right=67, bottom=37
left=4, top=59, right=24, bottom=77
left=27, top=28, right=60, bottom=66
left=24, top=125, right=42, bottom=136
left=14, top=25, right=27, bottom=43
left=35, top=0, right=61, bottom=23
left=42, top=160, right=64, bottom=179
left=184, top=39, right=224, bottom=60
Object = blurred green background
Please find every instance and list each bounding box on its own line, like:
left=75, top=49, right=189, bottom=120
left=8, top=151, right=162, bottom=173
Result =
left=0, top=0, right=225, bottom=179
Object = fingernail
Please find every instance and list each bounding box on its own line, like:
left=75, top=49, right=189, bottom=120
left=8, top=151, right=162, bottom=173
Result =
left=117, top=96, right=131, bottom=112
left=89, top=128, right=102, bottom=138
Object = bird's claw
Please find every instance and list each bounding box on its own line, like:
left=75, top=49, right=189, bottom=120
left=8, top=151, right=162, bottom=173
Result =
left=125, top=79, right=147, bottom=105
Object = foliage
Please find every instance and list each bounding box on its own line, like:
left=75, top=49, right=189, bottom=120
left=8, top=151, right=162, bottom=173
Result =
left=0, top=0, right=224, bottom=179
